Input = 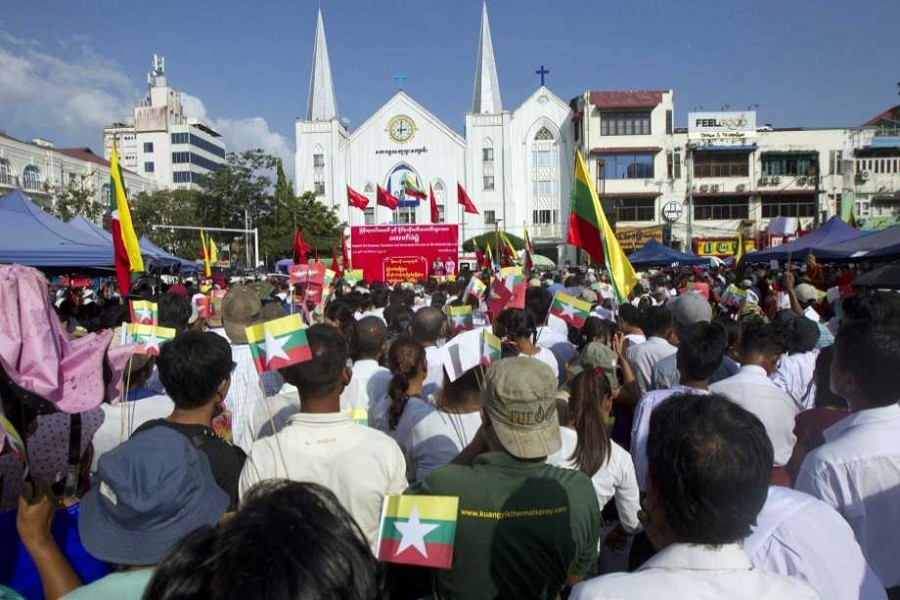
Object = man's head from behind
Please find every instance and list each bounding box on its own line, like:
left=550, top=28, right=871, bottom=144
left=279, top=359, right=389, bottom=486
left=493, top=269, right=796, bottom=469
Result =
left=157, top=331, right=233, bottom=410
left=831, top=321, right=900, bottom=411
left=525, top=286, right=553, bottom=324
left=676, top=321, right=728, bottom=383
left=642, top=306, right=676, bottom=343
left=841, top=291, right=900, bottom=329
left=645, top=393, right=772, bottom=549
left=280, top=324, right=349, bottom=403
left=738, top=323, right=784, bottom=373
left=411, top=306, right=446, bottom=345
left=156, top=293, right=192, bottom=331
left=351, top=316, right=389, bottom=361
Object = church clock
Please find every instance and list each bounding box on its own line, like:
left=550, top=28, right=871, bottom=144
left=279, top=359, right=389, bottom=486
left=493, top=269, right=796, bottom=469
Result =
left=387, top=115, right=416, bottom=143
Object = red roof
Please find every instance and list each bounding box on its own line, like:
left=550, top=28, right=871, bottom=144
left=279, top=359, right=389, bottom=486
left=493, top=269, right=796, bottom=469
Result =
left=602, top=192, right=662, bottom=199
left=863, top=105, right=900, bottom=127
left=56, top=147, right=139, bottom=176
left=590, top=146, right=662, bottom=155
left=589, top=90, right=667, bottom=109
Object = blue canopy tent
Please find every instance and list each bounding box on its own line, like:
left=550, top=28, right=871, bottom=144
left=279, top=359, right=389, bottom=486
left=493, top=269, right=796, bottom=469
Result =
left=138, top=236, right=199, bottom=273
left=810, top=224, right=900, bottom=262
left=746, top=217, right=867, bottom=263
left=627, top=239, right=707, bottom=268
left=67, top=214, right=191, bottom=273
left=0, top=190, right=113, bottom=267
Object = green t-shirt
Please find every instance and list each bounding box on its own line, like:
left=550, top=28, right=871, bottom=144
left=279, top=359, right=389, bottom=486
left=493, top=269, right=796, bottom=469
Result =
left=60, top=569, right=154, bottom=600
left=409, top=451, right=600, bottom=600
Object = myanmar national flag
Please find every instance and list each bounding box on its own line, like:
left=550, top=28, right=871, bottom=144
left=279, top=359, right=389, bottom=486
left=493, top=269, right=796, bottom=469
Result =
left=110, top=142, right=144, bottom=295
left=500, top=266, right=526, bottom=309
left=124, top=323, right=176, bottom=356
left=567, top=150, right=637, bottom=303
left=245, top=314, right=311, bottom=374
left=403, top=173, right=427, bottom=200
left=129, top=300, right=158, bottom=325
left=481, top=329, right=502, bottom=366
left=499, top=232, right=519, bottom=261
left=463, top=277, right=487, bottom=302
left=550, top=291, right=591, bottom=329
left=377, top=495, right=459, bottom=569
left=448, top=305, right=474, bottom=333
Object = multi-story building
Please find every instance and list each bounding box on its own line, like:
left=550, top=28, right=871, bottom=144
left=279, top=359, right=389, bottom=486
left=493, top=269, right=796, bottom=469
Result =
left=103, top=55, right=226, bottom=190
left=0, top=131, right=156, bottom=214
left=849, top=105, right=900, bottom=229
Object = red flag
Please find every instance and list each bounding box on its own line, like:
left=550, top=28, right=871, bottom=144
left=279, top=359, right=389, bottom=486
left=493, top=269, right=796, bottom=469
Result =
left=457, top=183, right=479, bottom=215
left=475, top=249, right=486, bottom=270
left=293, top=230, right=310, bottom=265
left=331, top=250, right=340, bottom=274
left=429, top=185, right=439, bottom=223
left=341, top=230, right=349, bottom=271
left=347, top=186, right=370, bottom=211
left=377, top=185, right=399, bottom=210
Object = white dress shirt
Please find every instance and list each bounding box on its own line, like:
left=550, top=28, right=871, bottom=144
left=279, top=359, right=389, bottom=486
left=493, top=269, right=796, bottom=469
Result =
left=239, top=411, right=407, bottom=549
left=744, top=486, right=886, bottom=600
left=423, top=345, right=445, bottom=401
left=548, top=427, right=642, bottom=533
left=339, top=358, right=391, bottom=411
left=626, top=336, right=677, bottom=393
left=523, top=346, right=560, bottom=382
left=92, top=395, right=174, bottom=472
left=225, top=343, right=284, bottom=452
left=569, top=543, right=819, bottom=600
left=631, top=385, right=711, bottom=492
left=535, top=325, right=578, bottom=385
left=711, top=365, right=797, bottom=466
left=624, top=332, right=646, bottom=346
left=771, top=350, right=819, bottom=411
left=796, top=403, right=900, bottom=588
left=408, top=409, right=482, bottom=483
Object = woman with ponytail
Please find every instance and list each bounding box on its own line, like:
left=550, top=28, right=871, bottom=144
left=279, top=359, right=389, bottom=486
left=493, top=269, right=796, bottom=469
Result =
left=369, top=337, right=435, bottom=482
left=548, top=367, right=641, bottom=546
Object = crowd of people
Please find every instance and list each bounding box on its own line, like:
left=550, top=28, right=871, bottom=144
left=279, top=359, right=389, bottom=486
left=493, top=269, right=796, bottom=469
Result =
left=1, top=255, right=899, bottom=600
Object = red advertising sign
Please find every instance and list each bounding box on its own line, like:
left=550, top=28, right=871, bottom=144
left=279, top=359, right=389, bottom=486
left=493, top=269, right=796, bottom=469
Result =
left=351, top=224, right=459, bottom=284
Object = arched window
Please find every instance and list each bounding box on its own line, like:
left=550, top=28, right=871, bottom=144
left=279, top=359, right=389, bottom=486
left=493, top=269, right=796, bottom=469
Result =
left=363, top=183, right=375, bottom=225
left=0, top=159, right=13, bottom=185
left=23, top=165, right=43, bottom=190
left=312, top=144, right=325, bottom=196
left=433, top=180, right=446, bottom=223
left=531, top=126, right=559, bottom=230
left=482, top=138, right=495, bottom=190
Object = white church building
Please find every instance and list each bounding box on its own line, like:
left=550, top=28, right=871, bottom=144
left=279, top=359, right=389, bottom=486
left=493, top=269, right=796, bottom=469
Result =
left=294, top=4, right=574, bottom=258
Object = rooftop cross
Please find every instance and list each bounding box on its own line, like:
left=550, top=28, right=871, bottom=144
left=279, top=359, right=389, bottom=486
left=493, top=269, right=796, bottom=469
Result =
left=535, top=65, right=549, bottom=86
left=395, top=72, right=407, bottom=90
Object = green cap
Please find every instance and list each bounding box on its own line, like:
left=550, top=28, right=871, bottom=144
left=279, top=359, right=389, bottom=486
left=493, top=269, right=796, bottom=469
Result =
left=568, top=342, right=620, bottom=389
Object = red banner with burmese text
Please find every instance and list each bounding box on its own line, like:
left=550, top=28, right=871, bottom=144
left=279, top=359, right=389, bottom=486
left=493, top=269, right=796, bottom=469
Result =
left=351, top=224, right=459, bottom=284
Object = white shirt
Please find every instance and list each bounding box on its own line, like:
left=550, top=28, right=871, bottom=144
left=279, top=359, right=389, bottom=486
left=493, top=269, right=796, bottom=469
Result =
left=624, top=332, right=646, bottom=346
left=771, top=350, right=819, bottom=411
left=226, top=343, right=284, bottom=452
left=239, top=411, right=407, bottom=549
left=626, top=336, right=677, bottom=393
left=535, top=325, right=578, bottom=385
left=548, top=427, right=642, bottom=533
left=631, top=385, right=711, bottom=492
left=711, top=365, right=797, bottom=466
left=744, top=486, right=886, bottom=600
left=369, top=395, right=435, bottom=482
left=523, top=346, right=560, bottom=381
left=409, top=409, right=482, bottom=483
left=91, top=395, right=174, bottom=472
left=796, top=403, right=900, bottom=588
left=570, top=543, right=819, bottom=600
left=339, top=359, right=391, bottom=411
left=250, top=390, right=301, bottom=439
left=423, top=345, right=444, bottom=401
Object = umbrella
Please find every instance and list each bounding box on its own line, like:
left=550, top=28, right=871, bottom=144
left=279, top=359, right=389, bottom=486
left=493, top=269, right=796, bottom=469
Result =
left=852, top=264, right=900, bottom=290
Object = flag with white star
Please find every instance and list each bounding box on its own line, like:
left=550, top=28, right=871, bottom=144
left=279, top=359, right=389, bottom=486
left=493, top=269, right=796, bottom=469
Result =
left=549, top=292, right=591, bottom=329
left=448, top=305, right=474, bottom=333
left=124, top=323, right=176, bottom=356
left=377, top=495, right=459, bottom=569
left=129, top=300, right=158, bottom=325
left=245, top=314, right=311, bottom=374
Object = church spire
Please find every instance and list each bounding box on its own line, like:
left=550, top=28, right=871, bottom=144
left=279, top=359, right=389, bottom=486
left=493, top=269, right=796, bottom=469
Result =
left=471, top=2, right=502, bottom=114
left=306, top=9, right=338, bottom=121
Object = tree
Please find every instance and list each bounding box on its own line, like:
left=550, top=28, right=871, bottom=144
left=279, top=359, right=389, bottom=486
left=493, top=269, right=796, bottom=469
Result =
left=47, top=182, right=105, bottom=223
left=130, top=189, right=202, bottom=258
left=195, top=149, right=278, bottom=231
left=462, top=231, right=525, bottom=253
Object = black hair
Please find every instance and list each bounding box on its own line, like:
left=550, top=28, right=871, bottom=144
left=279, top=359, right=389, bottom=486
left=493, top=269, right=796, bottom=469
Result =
left=279, top=324, right=348, bottom=401
left=641, top=305, right=675, bottom=338
left=618, top=303, right=642, bottom=329
left=435, top=367, right=481, bottom=412
left=576, top=317, right=616, bottom=351
left=676, top=322, right=728, bottom=382
left=156, top=293, right=192, bottom=331
left=835, top=322, right=900, bottom=407
left=714, top=316, right=740, bottom=357
left=386, top=337, right=426, bottom=430
left=739, top=323, right=784, bottom=358
left=324, top=300, right=356, bottom=341
left=144, top=480, right=385, bottom=600
left=525, top=286, right=553, bottom=322
left=842, top=290, right=900, bottom=327
left=772, top=309, right=820, bottom=354
left=430, top=292, right=448, bottom=310
left=371, top=286, right=389, bottom=309
left=647, top=393, right=772, bottom=544
left=813, top=346, right=847, bottom=410
left=410, top=307, right=445, bottom=344
left=567, top=369, right=613, bottom=476
left=157, top=332, right=233, bottom=409
left=494, top=308, right=538, bottom=344
left=385, top=304, right=414, bottom=337
left=351, top=316, right=389, bottom=360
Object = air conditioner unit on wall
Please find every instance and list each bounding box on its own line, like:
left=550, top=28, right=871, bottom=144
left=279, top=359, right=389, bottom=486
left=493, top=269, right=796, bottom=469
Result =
left=736, top=184, right=746, bottom=192
left=797, top=176, right=808, bottom=185
left=771, top=176, right=781, bottom=184
left=711, top=184, right=720, bottom=193
left=699, top=184, right=709, bottom=193
left=759, top=177, right=769, bottom=186
left=860, top=171, right=870, bottom=180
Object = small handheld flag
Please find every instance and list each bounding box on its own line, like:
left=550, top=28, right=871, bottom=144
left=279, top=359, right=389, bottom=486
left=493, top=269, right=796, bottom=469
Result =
left=289, top=263, right=325, bottom=286
left=124, top=323, right=176, bottom=356
left=448, top=305, right=474, bottom=333
left=129, top=300, right=158, bottom=325
left=481, top=330, right=502, bottom=367
left=245, top=314, right=311, bottom=374
left=377, top=495, right=459, bottom=569
left=463, top=277, right=487, bottom=303
left=549, top=292, right=591, bottom=329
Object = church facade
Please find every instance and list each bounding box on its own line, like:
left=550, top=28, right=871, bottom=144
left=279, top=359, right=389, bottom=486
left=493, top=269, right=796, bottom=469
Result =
left=294, top=4, right=574, bottom=259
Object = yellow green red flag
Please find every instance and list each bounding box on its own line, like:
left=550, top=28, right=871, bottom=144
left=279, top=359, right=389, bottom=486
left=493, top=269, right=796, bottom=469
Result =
left=377, top=495, right=459, bottom=569
left=245, top=314, right=311, bottom=374
left=549, top=291, right=591, bottom=329
left=124, top=323, right=176, bottom=356
left=448, top=305, right=474, bottom=333
left=110, top=142, right=144, bottom=295
left=129, top=300, right=158, bottom=325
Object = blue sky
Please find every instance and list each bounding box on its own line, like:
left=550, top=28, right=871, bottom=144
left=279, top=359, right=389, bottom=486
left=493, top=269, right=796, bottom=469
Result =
left=2, top=0, right=898, bottom=176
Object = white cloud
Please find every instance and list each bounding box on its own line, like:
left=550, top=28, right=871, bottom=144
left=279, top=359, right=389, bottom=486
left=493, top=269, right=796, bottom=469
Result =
left=0, top=33, right=294, bottom=177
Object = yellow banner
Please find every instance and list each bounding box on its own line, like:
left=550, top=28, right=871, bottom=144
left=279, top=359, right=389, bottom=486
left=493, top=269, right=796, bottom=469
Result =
left=615, top=225, right=665, bottom=252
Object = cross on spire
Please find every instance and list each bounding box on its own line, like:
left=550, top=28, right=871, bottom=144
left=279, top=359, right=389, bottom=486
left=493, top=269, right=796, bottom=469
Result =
left=395, top=72, right=407, bottom=90
left=535, top=65, right=549, bottom=86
